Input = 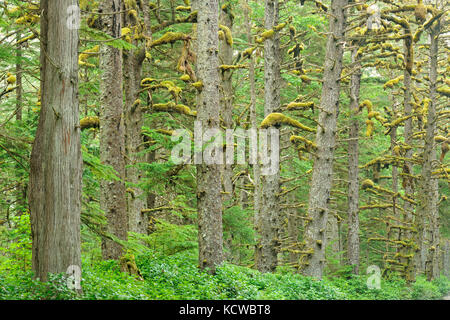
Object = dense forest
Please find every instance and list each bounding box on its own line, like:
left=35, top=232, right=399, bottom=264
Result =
left=0, top=0, right=449, bottom=301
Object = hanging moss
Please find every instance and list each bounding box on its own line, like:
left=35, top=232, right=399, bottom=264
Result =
left=365, top=119, right=374, bottom=137
left=260, top=113, right=315, bottom=132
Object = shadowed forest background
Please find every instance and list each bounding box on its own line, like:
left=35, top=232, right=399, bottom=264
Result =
left=0, top=0, right=449, bottom=300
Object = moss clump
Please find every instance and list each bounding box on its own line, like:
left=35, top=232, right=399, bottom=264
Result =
left=220, top=64, right=246, bottom=71
left=242, top=47, right=256, bottom=59
left=180, top=74, right=191, bottom=81
left=362, top=179, right=375, bottom=189
left=286, top=101, right=314, bottom=110
left=383, top=75, right=404, bottom=89
left=360, top=100, right=373, bottom=113
left=365, top=120, right=374, bottom=137
left=6, top=74, right=16, bottom=85
left=219, top=25, right=233, bottom=46
left=437, top=86, right=450, bottom=97
left=78, top=45, right=100, bottom=68
left=434, top=135, right=447, bottom=143
left=80, top=116, right=100, bottom=130
left=141, top=78, right=157, bottom=86
left=192, top=81, right=203, bottom=90
left=290, top=135, right=317, bottom=150
left=150, top=32, right=189, bottom=47
left=256, top=30, right=275, bottom=44
left=175, top=5, right=191, bottom=11
left=152, top=102, right=197, bottom=117
left=260, top=113, right=315, bottom=132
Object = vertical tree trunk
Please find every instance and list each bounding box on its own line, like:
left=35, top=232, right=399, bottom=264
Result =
left=196, top=0, right=224, bottom=274
left=255, top=0, right=281, bottom=273
left=98, top=0, right=128, bottom=260
left=422, top=22, right=440, bottom=281
left=401, top=32, right=417, bottom=280
left=347, top=46, right=362, bottom=275
left=243, top=0, right=261, bottom=253
left=29, top=0, right=81, bottom=282
left=219, top=1, right=234, bottom=206
left=123, top=1, right=152, bottom=234
left=300, top=0, right=348, bottom=279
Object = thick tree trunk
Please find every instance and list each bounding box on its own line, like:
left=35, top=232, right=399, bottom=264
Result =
left=300, top=0, right=348, bottom=279
left=255, top=0, right=281, bottom=273
left=347, top=47, right=361, bottom=275
left=98, top=0, right=128, bottom=260
left=196, top=0, right=224, bottom=274
left=29, top=0, right=82, bottom=282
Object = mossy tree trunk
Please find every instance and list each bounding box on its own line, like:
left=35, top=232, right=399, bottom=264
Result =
left=29, top=0, right=82, bottom=282
left=196, top=0, right=224, bottom=274
left=401, top=30, right=416, bottom=280
left=299, top=0, right=348, bottom=279
left=423, top=21, right=440, bottom=281
left=255, top=0, right=281, bottom=273
left=123, top=1, right=152, bottom=234
left=98, top=0, right=128, bottom=260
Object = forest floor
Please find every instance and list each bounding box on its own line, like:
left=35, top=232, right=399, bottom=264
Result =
left=2, top=251, right=450, bottom=300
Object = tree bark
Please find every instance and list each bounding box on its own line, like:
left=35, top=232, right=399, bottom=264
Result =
left=300, top=0, right=348, bottom=279
left=196, top=0, right=224, bottom=274
left=255, top=0, right=281, bottom=273
left=123, top=1, right=152, bottom=234
left=98, top=0, right=128, bottom=260
left=219, top=1, right=234, bottom=207
left=29, top=0, right=82, bottom=282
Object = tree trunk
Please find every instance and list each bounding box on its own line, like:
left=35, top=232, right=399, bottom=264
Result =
left=243, top=0, right=261, bottom=259
left=123, top=1, right=152, bottom=234
left=423, top=22, right=440, bottom=281
left=98, top=0, right=128, bottom=260
left=255, top=0, right=281, bottom=273
left=29, top=0, right=82, bottom=282
left=347, top=46, right=361, bottom=275
left=196, top=0, right=224, bottom=274
left=219, top=1, right=234, bottom=206
left=300, top=0, right=348, bottom=279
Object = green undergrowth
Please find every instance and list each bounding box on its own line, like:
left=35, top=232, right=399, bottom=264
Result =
left=1, top=250, right=449, bottom=300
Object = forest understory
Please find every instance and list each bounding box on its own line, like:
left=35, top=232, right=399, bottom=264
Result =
left=0, top=0, right=449, bottom=301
